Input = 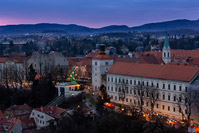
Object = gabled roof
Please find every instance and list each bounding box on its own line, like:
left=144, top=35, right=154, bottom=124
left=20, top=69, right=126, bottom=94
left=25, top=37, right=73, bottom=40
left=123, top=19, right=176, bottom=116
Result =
left=35, top=106, right=66, bottom=119
left=107, top=62, right=199, bottom=82
left=0, top=110, right=21, bottom=132
left=5, top=104, right=32, bottom=116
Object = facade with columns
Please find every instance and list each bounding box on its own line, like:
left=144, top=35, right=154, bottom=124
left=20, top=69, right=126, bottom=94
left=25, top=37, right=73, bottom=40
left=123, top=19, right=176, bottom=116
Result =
left=106, top=62, right=199, bottom=121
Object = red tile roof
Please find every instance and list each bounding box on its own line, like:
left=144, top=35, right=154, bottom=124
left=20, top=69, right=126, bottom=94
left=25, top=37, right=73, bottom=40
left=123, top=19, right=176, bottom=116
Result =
left=0, top=110, right=21, bottom=132
left=21, top=118, right=36, bottom=131
left=107, top=62, right=199, bottom=82
left=35, top=106, right=66, bottom=119
left=0, top=56, right=30, bottom=63
left=5, top=104, right=32, bottom=117
left=93, top=54, right=112, bottom=60
left=171, top=50, right=199, bottom=57
left=115, top=54, right=159, bottom=64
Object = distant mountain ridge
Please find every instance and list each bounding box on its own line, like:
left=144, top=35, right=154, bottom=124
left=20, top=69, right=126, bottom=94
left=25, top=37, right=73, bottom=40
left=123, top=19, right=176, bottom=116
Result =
left=131, top=19, right=199, bottom=32
left=0, top=19, right=198, bottom=34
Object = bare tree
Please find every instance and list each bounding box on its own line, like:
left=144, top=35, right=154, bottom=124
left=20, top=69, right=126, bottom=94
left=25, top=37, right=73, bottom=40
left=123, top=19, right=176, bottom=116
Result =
left=145, top=87, right=159, bottom=112
left=135, top=83, right=145, bottom=112
left=177, top=82, right=199, bottom=128
left=117, top=79, right=128, bottom=108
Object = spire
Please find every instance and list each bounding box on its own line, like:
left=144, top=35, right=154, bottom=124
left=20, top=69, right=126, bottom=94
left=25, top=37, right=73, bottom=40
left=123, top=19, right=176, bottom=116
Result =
left=163, top=35, right=170, bottom=49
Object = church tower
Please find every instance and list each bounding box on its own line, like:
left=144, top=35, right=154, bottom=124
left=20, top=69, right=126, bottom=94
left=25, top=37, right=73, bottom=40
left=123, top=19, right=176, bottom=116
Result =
left=162, top=35, right=171, bottom=64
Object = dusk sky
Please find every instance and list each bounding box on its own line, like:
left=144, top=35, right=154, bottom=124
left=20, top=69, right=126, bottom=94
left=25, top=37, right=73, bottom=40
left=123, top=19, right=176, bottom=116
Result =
left=0, top=0, right=198, bottom=28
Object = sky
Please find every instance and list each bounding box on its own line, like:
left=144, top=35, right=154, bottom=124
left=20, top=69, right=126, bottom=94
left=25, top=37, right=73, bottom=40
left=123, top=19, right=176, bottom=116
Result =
left=0, top=0, right=198, bottom=28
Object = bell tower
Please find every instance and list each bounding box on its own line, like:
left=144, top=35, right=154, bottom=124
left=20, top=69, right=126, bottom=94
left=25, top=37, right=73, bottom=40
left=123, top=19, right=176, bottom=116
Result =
left=162, top=35, right=171, bottom=64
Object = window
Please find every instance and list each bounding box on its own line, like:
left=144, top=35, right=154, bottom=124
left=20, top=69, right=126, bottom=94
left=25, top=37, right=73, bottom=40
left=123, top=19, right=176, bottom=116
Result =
left=173, top=107, right=176, bottom=112
left=157, top=93, right=159, bottom=99
left=157, top=83, right=159, bottom=88
left=134, top=80, right=136, bottom=85
left=119, top=79, right=121, bottom=83
left=156, top=104, right=159, bottom=108
left=147, top=82, right=149, bottom=86
left=179, top=86, right=182, bottom=91
left=138, top=81, right=140, bottom=85
left=115, top=87, right=117, bottom=92
left=134, top=89, right=136, bottom=95
left=126, top=98, right=128, bottom=102
left=130, top=99, right=132, bottom=103
left=105, top=62, right=108, bottom=66
left=168, top=84, right=170, bottom=90
left=168, top=106, right=170, bottom=111
left=108, top=77, right=110, bottom=82
left=179, top=96, right=182, bottom=102
left=126, top=87, right=129, bottom=93
left=185, top=97, right=188, bottom=103
left=134, top=100, right=136, bottom=104
left=115, top=96, right=117, bottom=100
left=162, top=105, right=165, bottom=110
left=130, top=89, right=132, bottom=94
left=163, top=94, right=165, bottom=100
left=108, top=86, right=110, bottom=91
left=163, top=84, right=165, bottom=89
left=168, top=52, right=170, bottom=57
left=122, top=79, right=125, bottom=83
left=126, top=79, right=128, bottom=84
left=164, top=52, right=166, bottom=57
left=174, top=85, right=176, bottom=90
left=111, top=78, right=113, bottom=82
left=185, top=87, right=188, bottom=92
left=130, top=80, right=132, bottom=85
left=111, top=87, right=113, bottom=91
left=115, top=78, right=117, bottom=83
left=168, top=95, right=170, bottom=101
left=95, top=62, right=97, bottom=65
left=151, top=82, right=153, bottom=87
left=173, top=95, right=176, bottom=101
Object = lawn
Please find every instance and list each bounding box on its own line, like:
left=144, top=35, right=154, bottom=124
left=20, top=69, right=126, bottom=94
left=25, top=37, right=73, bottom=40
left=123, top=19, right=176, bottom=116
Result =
left=86, top=94, right=97, bottom=106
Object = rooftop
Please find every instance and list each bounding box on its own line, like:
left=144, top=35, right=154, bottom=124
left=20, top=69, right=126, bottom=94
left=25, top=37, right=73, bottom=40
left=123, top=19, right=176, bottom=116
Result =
left=107, top=62, right=199, bottom=82
left=35, top=106, right=66, bottom=119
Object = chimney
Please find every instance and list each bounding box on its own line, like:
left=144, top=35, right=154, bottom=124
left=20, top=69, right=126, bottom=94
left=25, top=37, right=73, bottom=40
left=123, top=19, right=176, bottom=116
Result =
left=41, top=106, right=43, bottom=112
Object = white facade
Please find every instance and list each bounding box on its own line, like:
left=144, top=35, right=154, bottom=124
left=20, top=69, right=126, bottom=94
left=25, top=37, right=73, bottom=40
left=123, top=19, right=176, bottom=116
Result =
left=92, top=59, right=113, bottom=91
left=27, top=51, right=68, bottom=74
left=56, top=82, right=81, bottom=97
left=107, top=73, right=194, bottom=120
left=0, top=58, right=27, bottom=86
left=162, top=35, right=171, bottom=64
left=30, top=109, right=55, bottom=129
left=162, top=47, right=171, bottom=64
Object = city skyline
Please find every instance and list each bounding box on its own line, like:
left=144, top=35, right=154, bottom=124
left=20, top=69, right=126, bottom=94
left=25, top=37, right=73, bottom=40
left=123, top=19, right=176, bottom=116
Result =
left=0, top=0, right=198, bottom=28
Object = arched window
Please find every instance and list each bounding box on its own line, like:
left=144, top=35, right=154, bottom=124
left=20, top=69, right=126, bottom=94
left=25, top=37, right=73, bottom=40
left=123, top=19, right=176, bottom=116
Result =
left=164, top=52, right=166, bottom=57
